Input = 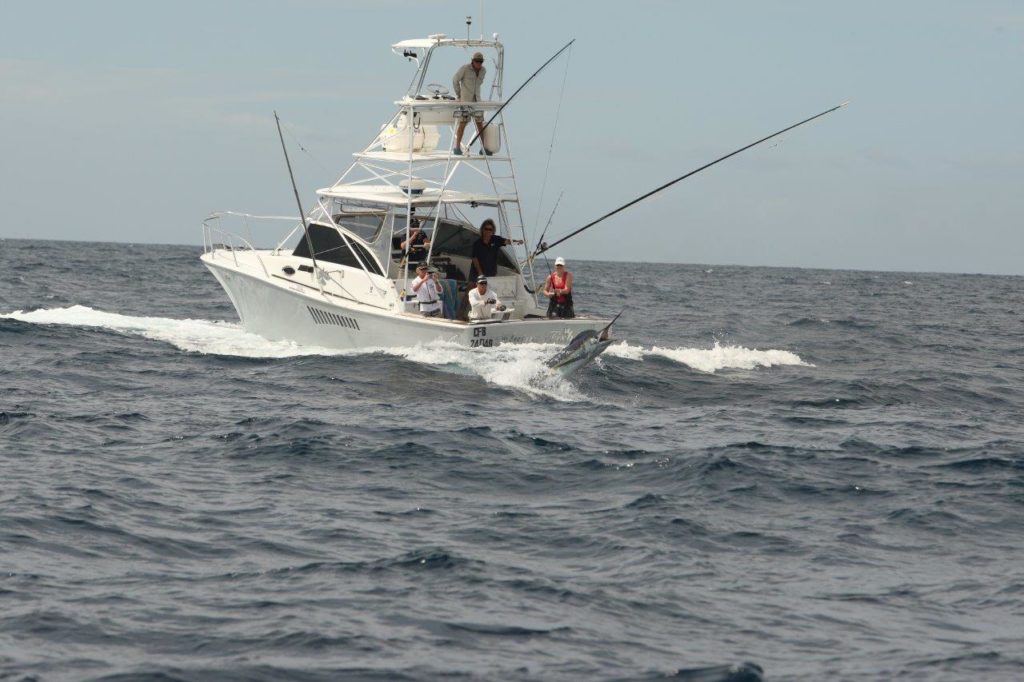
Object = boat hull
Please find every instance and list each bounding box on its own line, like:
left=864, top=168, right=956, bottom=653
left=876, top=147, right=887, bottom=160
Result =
left=203, top=257, right=606, bottom=349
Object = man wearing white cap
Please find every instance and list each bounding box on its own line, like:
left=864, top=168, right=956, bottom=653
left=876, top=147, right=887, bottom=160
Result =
left=468, top=275, right=505, bottom=321
left=452, top=52, right=488, bottom=155
left=410, top=263, right=444, bottom=317
left=543, top=257, right=574, bottom=319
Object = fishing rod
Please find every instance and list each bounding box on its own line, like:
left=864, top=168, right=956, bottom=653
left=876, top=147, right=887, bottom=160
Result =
left=274, top=111, right=319, bottom=273
left=534, top=102, right=849, bottom=257
left=529, top=191, right=564, bottom=298
left=535, top=190, right=564, bottom=253
left=466, top=38, right=575, bottom=150
left=532, top=191, right=564, bottom=268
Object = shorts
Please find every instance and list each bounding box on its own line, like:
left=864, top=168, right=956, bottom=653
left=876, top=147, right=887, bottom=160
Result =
left=456, top=106, right=484, bottom=121
left=546, top=299, right=575, bottom=319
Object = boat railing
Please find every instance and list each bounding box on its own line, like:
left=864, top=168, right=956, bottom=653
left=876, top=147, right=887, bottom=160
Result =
left=202, top=212, right=300, bottom=278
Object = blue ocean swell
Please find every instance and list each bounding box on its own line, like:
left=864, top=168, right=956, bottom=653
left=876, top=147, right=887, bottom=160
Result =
left=1, top=239, right=1023, bottom=680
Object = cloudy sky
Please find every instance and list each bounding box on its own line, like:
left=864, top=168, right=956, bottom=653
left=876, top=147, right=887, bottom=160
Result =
left=1, top=0, right=1021, bottom=274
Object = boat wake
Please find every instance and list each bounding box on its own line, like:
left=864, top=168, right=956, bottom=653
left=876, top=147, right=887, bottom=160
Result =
left=0, top=306, right=583, bottom=400
left=1, top=305, right=341, bottom=359
left=1, top=306, right=810, bottom=393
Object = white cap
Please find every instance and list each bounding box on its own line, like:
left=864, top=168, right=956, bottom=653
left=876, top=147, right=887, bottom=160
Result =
left=554, top=257, right=566, bottom=266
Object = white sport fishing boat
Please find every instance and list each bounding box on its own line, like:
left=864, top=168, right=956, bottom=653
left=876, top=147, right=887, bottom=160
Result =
left=201, top=32, right=609, bottom=350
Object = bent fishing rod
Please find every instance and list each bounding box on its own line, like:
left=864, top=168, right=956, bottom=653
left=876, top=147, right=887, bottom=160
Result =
left=274, top=110, right=318, bottom=272
left=466, top=38, right=575, bottom=150
left=533, top=102, right=848, bottom=257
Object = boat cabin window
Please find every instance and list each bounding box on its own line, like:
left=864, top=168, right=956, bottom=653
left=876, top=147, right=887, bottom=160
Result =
left=293, top=223, right=384, bottom=276
left=332, top=208, right=386, bottom=243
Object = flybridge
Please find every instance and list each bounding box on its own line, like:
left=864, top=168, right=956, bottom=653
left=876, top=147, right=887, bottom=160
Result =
left=313, top=32, right=533, bottom=294
left=315, top=186, right=508, bottom=208
left=391, top=34, right=505, bottom=100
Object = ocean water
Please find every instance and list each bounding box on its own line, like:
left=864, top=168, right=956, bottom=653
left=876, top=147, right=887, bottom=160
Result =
left=1, top=238, right=1023, bottom=681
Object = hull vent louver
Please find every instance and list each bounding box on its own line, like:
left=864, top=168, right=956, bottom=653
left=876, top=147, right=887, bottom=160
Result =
left=307, top=306, right=361, bottom=331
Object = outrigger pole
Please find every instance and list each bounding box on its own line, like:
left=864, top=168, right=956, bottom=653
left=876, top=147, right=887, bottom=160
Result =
left=466, top=38, right=576, bottom=150
left=274, top=111, right=319, bottom=272
left=533, top=102, right=849, bottom=257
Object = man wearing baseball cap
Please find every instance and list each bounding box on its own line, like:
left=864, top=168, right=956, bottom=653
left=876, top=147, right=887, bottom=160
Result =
left=452, top=52, right=488, bottom=156
left=409, top=263, right=444, bottom=317
left=467, top=275, right=506, bottom=321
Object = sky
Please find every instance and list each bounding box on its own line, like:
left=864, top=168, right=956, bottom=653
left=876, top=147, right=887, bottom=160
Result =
left=1, top=0, right=1021, bottom=275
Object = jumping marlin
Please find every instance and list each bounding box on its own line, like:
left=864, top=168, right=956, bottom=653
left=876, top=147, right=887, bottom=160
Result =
left=545, top=312, right=622, bottom=376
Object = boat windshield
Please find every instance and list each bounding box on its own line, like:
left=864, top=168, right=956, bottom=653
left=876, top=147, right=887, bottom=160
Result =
left=331, top=208, right=387, bottom=243
left=293, top=223, right=384, bottom=276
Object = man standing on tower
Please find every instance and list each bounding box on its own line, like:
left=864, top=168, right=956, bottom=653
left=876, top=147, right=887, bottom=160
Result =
left=452, top=52, right=488, bottom=155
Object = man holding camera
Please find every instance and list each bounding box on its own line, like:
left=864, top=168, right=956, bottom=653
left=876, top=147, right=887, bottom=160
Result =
left=467, top=276, right=505, bottom=321
left=410, top=263, right=443, bottom=317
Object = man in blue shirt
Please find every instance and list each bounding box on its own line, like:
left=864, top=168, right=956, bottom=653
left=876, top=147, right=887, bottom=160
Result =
left=470, top=219, right=523, bottom=280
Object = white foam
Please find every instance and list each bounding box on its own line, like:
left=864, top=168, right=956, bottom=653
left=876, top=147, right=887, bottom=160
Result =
left=372, top=341, right=581, bottom=401
left=1, top=305, right=347, bottom=358
left=3, top=306, right=809, bottom=394
left=605, top=339, right=810, bottom=374
left=604, top=340, right=646, bottom=361
left=1, top=306, right=582, bottom=400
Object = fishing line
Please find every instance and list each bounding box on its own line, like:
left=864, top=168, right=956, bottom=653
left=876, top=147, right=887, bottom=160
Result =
left=532, top=43, right=574, bottom=239
left=281, top=121, right=335, bottom=178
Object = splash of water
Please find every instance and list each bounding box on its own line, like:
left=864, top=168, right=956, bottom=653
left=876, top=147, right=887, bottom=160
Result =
left=3, top=307, right=810, bottom=393
left=1, top=306, right=581, bottom=400
left=604, top=340, right=811, bottom=373
left=2, top=305, right=342, bottom=358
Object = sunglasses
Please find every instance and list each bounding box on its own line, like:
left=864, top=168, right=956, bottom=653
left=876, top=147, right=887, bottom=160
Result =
left=473, top=59, right=484, bottom=63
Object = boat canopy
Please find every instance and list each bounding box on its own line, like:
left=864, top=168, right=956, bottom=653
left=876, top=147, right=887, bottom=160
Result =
left=392, top=37, right=501, bottom=50
left=316, top=184, right=506, bottom=207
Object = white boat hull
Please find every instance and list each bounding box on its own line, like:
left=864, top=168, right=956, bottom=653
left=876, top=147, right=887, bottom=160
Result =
left=202, top=256, right=606, bottom=350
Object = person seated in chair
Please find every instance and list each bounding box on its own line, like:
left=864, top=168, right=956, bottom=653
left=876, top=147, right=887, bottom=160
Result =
left=399, top=218, right=430, bottom=263
left=467, top=276, right=505, bottom=321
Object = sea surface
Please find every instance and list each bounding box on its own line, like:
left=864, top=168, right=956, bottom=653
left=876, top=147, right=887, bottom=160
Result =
left=1, top=238, right=1023, bottom=681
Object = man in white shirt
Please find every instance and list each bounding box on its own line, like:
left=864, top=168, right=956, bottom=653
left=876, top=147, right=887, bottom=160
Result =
left=467, top=276, right=505, bottom=321
left=409, top=263, right=443, bottom=317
